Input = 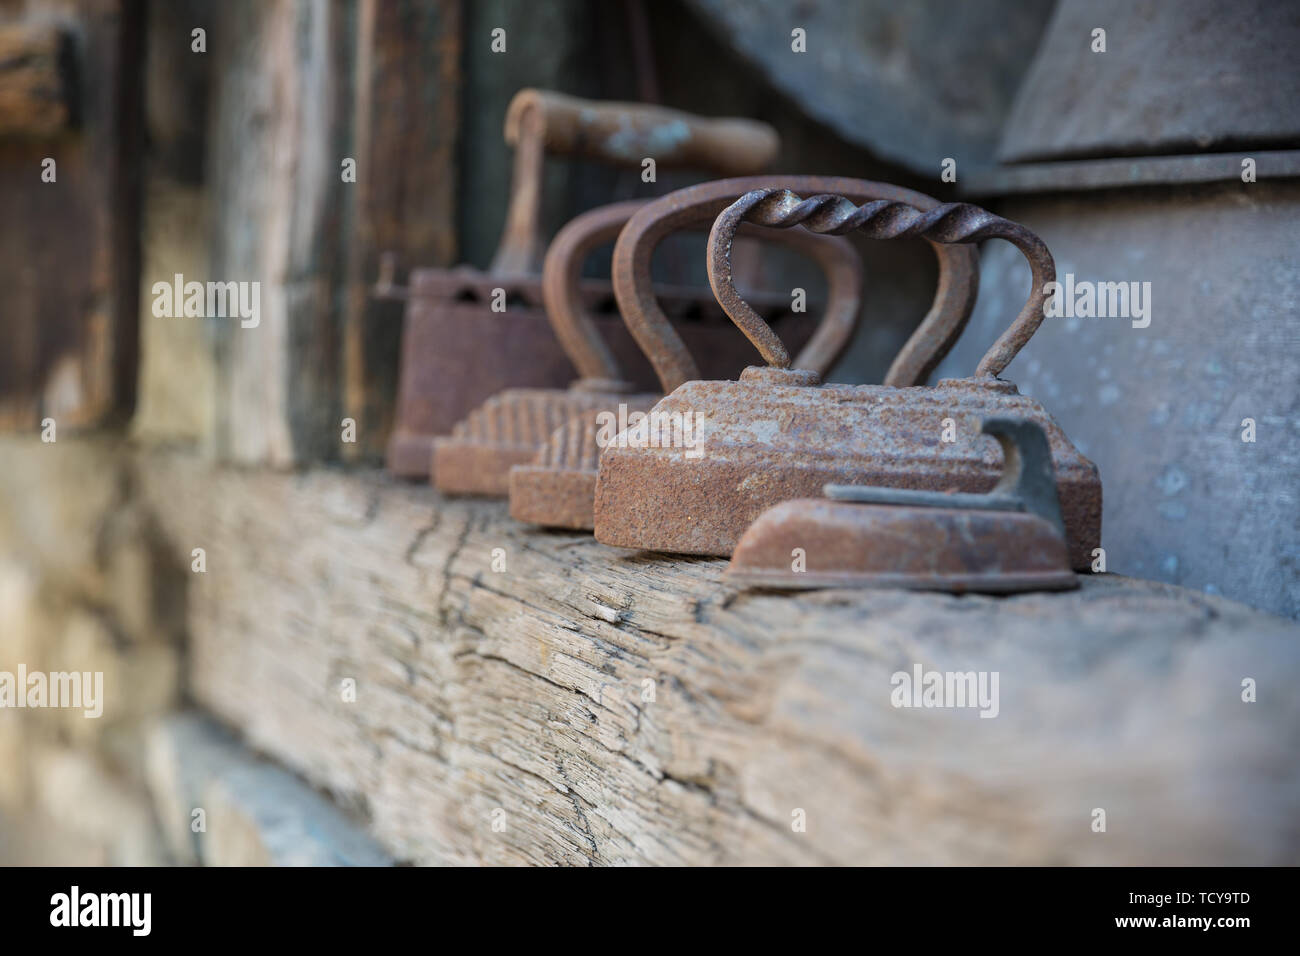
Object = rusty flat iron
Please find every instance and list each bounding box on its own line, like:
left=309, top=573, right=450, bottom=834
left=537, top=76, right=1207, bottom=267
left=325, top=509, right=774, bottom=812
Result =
left=726, top=417, right=1079, bottom=592
left=507, top=176, right=981, bottom=526
left=435, top=190, right=861, bottom=497
left=386, top=89, right=789, bottom=477
left=593, top=189, right=1102, bottom=567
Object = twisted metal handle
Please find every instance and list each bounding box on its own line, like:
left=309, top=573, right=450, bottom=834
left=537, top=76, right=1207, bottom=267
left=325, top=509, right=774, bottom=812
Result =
left=708, top=189, right=1054, bottom=379
left=613, top=176, right=980, bottom=392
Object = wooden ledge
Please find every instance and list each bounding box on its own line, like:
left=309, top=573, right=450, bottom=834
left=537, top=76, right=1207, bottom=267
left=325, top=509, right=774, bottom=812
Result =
left=137, top=452, right=1300, bottom=865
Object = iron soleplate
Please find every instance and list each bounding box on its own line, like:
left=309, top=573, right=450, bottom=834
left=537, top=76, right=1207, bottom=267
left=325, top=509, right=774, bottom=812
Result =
left=725, top=497, right=1079, bottom=593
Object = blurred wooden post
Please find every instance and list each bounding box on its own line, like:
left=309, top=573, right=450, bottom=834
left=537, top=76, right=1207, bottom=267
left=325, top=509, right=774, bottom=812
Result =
left=0, top=7, right=142, bottom=433
left=341, top=0, right=462, bottom=463
left=0, top=24, right=71, bottom=137
left=202, top=0, right=462, bottom=466
left=205, top=0, right=345, bottom=465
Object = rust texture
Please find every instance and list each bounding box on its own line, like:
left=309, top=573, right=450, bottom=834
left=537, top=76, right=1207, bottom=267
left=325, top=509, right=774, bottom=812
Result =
left=540, top=200, right=656, bottom=390
left=432, top=388, right=623, bottom=497
left=388, top=269, right=814, bottom=477
left=508, top=401, right=657, bottom=528
left=724, top=499, right=1076, bottom=593
left=387, top=90, right=785, bottom=477
left=544, top=195, right=865, bottom=390
left=612, top=176, right=981, bottom=393
left=505, top=183, right=866, bottom=520
left=726, top=418, right=1078, bottom=593
left=593, top=195, right=1102, bottom=568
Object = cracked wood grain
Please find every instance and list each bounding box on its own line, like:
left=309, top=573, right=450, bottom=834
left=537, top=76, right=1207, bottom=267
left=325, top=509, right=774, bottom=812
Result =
left=137, top=452, right=1300, bottom=865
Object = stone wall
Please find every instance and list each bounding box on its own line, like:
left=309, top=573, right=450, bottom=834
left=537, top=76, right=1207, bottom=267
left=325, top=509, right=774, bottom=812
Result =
left=0, top=437, right=386, bottom=864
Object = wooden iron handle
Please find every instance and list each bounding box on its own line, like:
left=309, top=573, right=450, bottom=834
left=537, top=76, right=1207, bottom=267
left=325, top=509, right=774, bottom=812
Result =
left=504, top=89, right=779, bottom=174
left=491, top=89, right=780, bottom=277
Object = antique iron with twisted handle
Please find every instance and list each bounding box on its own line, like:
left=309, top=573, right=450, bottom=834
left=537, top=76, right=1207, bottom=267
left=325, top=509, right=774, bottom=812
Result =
left=593, top=189, right=1101, bottom=566
left=507, top=176, right=981, bottom=526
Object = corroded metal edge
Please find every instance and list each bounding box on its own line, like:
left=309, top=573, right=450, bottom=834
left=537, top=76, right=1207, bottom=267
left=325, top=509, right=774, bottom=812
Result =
left=724, top=568, right=1081, bottom=593
left=431, top=388, right=622, bottom=496
left=723, top=421, right=1079, bottom=594
left=508, top=466, right=598, bottom=530
left=593, top=375, right=1101, bottom=567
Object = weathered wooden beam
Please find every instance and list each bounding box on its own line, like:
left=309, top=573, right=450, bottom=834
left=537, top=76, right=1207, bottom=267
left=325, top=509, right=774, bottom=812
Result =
left=0, top=2, right=142, bottom=433
left=137, top=453, right=1300, bottom=865
left=0, top=24, right=71, bottom=139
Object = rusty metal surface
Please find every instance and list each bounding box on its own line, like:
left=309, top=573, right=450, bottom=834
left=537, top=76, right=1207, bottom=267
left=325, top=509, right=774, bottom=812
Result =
left=594, top=196, right=1102, bottom=566
left=503, top=89, right=780, bottom=170
left=508, top=461, right=601, bottom=529
left=540, top=200, right=649, bottom=388
left=494, top=88, right=779, bottom=276
left=825, top=418, right=1067, bottom=536
left=546, top=194, right=865, bottom=389
left=684, top=0, right=1053, bottom=174
left=387, top=283, right=571, bottom=477
left=505, top=182, right=866, bottom=518
left=399, top=175, right=979, bottom=478
left=432, top=388, right=622, bottom=497
left=593, top=372, right=1101, bottom=565
left=724, top=500, right=1077, bottom=593
left=726, top=418, right=1077, bottom=592
left=386, top=269, right=814, bottom=477
left=509, top=400, right=656, bottom=528
left=612, top=176, right=980, bottom=392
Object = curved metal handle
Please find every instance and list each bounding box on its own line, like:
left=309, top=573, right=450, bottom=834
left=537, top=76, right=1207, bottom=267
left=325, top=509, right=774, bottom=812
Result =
left=708, top=190, right=1054, bottom=379
left=546, top=194, right=864, bottom=390
left=613, top=177, right=981, bottom=393
left=542, top=200, right=648, bottom=391
left=492, top=90, right=780, bottom=277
